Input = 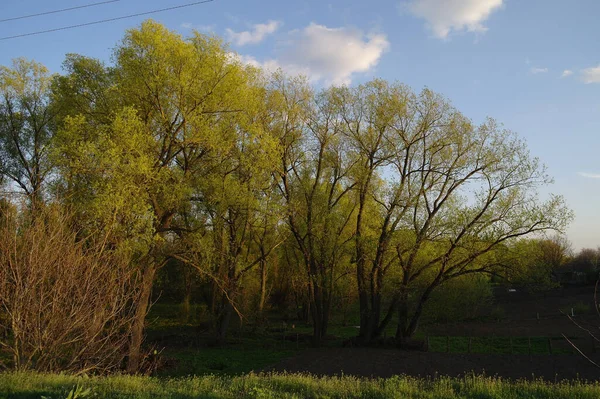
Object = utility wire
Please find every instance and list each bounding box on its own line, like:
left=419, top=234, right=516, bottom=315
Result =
left=0, top=1, right=121, bottom=23
left=0, top=0, right=215, bottom=41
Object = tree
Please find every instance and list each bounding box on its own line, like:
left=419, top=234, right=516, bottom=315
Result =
left=333, top=81, right=571, bottom=343
left=386, top=104, right=572, bottom=342
left=0, top=58, right=56, bottom=209
left=269, top=74, right=356, bottom=344
left=503, top=235, right=571, bottom=291
left=52, top=21, right=259, bottom=371
left=563, top=247, right=600, bottom=284
left=341, top=80, right=413, bottom=343
left=176, top=87, right=282, bottom=342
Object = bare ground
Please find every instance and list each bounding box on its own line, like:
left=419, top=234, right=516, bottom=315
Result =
left=267, top=286, right=600, bottom=381
left=267, top=348, right=600, bottom=381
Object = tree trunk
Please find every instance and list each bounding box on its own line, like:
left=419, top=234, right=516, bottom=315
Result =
left=181, top=291, right=191, bottom=323
left=395, top=281, right=437, bottom=341
left=216, top=298, right=234, bottom=345
left=309, top=277, right=323, bottom=346
left=395, top=288, right=410, bottom=342
left=127, top=262, right=156, bottom=373
left=180, top=266, right=193, bottom=322
left=357, top=264, right=387, bottom=343
left=258, top=259, right=268, bottom=317
left=307, top=264, right=333, bottom=346
left=357, top=258, right=371, bottom=341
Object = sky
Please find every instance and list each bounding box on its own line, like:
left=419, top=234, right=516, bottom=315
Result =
left=0, top=0, right=599, bottom=250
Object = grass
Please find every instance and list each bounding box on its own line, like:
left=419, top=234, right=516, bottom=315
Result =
left=3, top=372, right=600, bottom=399
left=145, top=304, right=304, bottom=376
left=159, top=348, right=296, bottom=377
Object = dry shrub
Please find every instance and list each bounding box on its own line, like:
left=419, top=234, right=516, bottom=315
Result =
left=0, top=208, right=140, bottom=373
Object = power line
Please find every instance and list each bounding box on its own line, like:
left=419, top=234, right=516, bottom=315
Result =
left=0, top=0, right=215, bottom=41
left=0, top=1, right=120, bottom=24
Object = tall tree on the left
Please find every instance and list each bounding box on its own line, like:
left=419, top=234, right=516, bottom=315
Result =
left=52, top=21, right=257, bottom=372
left=0, top=58, right=55, bottom=210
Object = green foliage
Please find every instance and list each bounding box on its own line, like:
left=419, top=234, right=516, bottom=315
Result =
left=502, top=237, right=570, bottom=292
left=52, top=20, right=267, bottom=249
left=161, top=348, right=296, bottom=377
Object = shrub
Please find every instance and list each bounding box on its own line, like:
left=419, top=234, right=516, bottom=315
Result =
left=0, top=207, right=140, bottom=373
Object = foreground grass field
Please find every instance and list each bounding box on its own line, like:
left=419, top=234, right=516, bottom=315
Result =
left=2, top=372, right=600, bottom=399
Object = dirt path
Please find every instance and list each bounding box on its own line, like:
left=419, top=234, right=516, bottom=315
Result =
left=267, top=348, right=600, bottom=381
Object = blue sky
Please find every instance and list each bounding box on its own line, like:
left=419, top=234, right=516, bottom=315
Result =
left=1, top=0, right=599, bottom=250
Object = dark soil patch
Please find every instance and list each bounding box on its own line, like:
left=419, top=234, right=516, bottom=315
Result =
left=423, top=316, right=599, bottom=338
left=423, top=285, right=600, bottom=339
left=267, top=347, right=600, bottom=381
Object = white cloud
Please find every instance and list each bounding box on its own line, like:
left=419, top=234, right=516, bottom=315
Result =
left=404, top=0, right=504, bottom=39
left=181, top=22, right=215, bottom=32
left=561, top=69, right=573, bottom=78
left=232, top=23, right=389, bottom=86
left=280, top=24, right=389, bottom=85
left=530, top=67, right=548, bottom=74
left=578, top=172, right=600, bottom=179
left=226, top=20, right=281, bottom=46
left=581, top=64, right=600, bottom=84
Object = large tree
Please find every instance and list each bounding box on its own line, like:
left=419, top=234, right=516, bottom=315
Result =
left=52, top=21, right=260, bottom=371
left=269, top=74, right=357, bottom=344
left=175, top=88, right=282, bottom=343
left=333, top=81, right=572, bottom=343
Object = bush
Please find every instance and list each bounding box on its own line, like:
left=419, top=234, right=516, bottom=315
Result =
left=0, top=208, right=140, bottom=373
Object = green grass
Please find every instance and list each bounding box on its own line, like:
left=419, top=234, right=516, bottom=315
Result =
left=159, top=348, right=296, bottom=377
left=2, top=372, right=600, bottom=399
left=144, top=304, right=306, bottom=376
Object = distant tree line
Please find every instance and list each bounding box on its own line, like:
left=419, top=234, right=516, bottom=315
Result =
left=0, top=21, right=572, bottom=373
